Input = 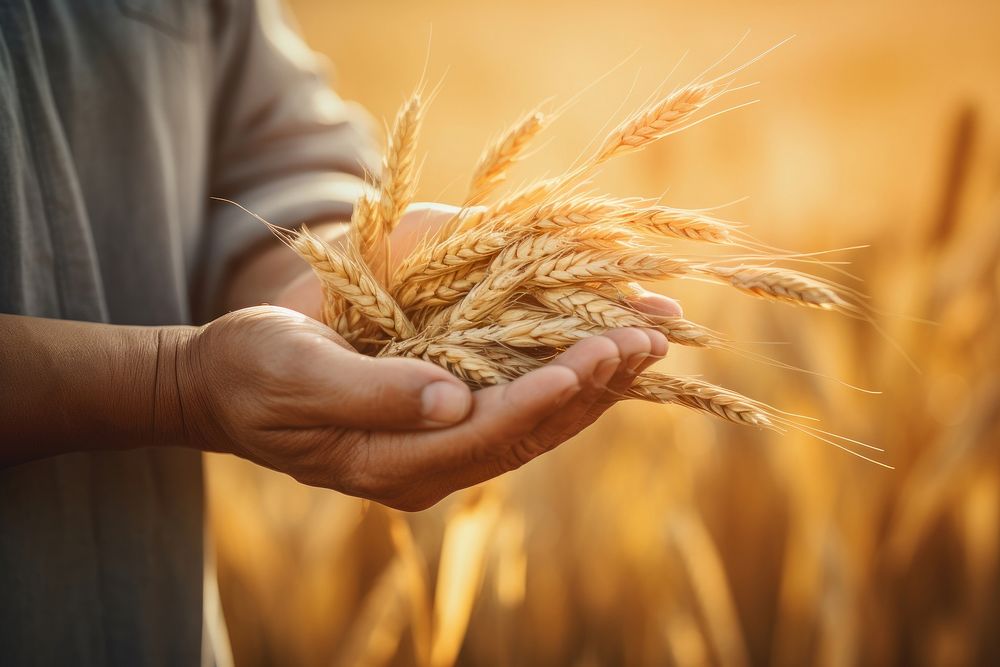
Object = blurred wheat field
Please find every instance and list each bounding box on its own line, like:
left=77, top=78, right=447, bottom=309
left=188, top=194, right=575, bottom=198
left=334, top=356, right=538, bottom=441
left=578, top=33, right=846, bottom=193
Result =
left=207, top=0, right=1000, bottom=665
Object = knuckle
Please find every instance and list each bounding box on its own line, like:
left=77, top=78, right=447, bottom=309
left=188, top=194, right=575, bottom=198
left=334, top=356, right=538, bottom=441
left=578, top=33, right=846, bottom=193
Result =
left=496, top=438, right=543, bottom=474
left=368, top=380, right=393, bottom=412
left=367, top=371, right=421, bottom=419
left=319, top=432, right=383, bottom=497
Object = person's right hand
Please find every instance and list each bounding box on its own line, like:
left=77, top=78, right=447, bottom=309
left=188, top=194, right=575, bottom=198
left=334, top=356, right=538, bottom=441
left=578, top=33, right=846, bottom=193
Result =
left=169, top=305, right=667, bottom=511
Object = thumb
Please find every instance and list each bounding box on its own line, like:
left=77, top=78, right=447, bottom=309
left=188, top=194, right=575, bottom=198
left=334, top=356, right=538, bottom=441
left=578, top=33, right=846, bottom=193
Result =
left=320, top=347, right=473, bottom=431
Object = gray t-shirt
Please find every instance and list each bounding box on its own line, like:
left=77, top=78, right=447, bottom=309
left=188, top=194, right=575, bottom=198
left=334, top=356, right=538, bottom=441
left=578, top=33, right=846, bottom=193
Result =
left=0, top=0, right=376, bottom=663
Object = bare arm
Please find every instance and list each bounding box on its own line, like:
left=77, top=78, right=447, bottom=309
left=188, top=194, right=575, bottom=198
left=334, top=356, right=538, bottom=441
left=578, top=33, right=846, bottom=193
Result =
left=0, top=314, right=190, bottom=466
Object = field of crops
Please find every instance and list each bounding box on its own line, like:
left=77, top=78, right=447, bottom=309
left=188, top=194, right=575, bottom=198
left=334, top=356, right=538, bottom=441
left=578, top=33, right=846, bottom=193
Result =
left=207, top=0, right=1000, bottom=664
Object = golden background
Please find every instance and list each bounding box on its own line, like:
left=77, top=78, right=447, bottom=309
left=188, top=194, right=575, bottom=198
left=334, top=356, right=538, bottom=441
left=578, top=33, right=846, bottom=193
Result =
left=208, top=1, right=1000, bottom=664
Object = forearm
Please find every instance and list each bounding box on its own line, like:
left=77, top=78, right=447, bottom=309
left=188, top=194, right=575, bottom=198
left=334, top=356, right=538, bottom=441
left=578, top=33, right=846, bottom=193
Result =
left=0, top=314, right=192, bottom=466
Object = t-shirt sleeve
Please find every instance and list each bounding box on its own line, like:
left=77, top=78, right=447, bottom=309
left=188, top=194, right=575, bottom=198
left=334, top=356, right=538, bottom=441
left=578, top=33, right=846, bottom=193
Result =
left=199, top=0, right=379, bottom=316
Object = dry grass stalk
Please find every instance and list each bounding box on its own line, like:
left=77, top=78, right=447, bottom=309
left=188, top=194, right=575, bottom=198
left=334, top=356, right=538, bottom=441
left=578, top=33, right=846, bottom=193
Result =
left=491, top=177, right=564, bottom=216
left=397, top=220, right=634, bottom=316
left=332, top=194, right=383, bottom=342
left=427, top=247, right=692, bottom=333
left=625, top=207, right=736, bottom=243
left=380, top=94, right=424, bottom=234
left=406, top=200, right=733, bottom=307
left=444, top=177, right=564, bottom=238
left=429, top=491, right=503, bottom=667
left=411, top=343, right=510, bottom=387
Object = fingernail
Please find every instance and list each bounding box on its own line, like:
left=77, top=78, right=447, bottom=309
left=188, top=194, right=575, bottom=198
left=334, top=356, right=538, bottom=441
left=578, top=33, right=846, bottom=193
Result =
left=594, top=357, right=620, bottom=387
left=626, top=352, right=650, bottom=374
left=421, top=381, right=470, bottom=424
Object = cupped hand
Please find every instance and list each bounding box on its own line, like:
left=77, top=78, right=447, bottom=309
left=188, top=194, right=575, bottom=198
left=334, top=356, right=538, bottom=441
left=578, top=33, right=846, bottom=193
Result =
left=174, top=305, right=667, bottom=510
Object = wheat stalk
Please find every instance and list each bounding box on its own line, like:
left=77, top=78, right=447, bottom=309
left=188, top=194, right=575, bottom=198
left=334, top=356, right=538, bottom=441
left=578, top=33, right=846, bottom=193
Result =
left=257, top=67, right=882, bottom=466
left=409, top=343, right=510, bottom=387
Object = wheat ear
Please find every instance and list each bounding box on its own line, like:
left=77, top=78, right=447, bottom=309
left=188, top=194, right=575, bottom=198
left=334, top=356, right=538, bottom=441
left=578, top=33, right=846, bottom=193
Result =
left=594, top=82, right=723, bottom=163
left=291, top=227, right=416, bottom=340
left=382, top=341, right=510, bottom=388
left=467, top=110, right=547, bottom=204
left=697, top=264, right=849, bottom=309
left=628, top=373, right=776, bottom=428
left=369, top=93, right=424, bottom=285
left=535, top=287, right=720, bottom=347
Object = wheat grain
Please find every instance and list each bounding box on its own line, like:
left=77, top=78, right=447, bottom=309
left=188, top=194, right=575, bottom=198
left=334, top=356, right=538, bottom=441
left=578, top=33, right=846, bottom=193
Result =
left=535, top=287, right=720, bottom=347
left=347, top=191, right=383, bottom=281
left=369, top=93, right=424, bottom=285
left=698, top=264, right=848, bottom=309
left=290, top=227, right=416, bottom=340
left=629, top=373, right=775, bottom=428
left=413, top=344, right=510, bottom=387
left=446, top=177, right=565, bottom=237
left=595, top=83, right=720, bottom=163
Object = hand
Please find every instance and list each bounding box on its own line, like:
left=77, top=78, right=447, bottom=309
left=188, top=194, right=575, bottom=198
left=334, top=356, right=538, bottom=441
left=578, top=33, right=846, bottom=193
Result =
left=170, top=305, right=669, bottom=510
left=207, top=200, right=682, bottom=510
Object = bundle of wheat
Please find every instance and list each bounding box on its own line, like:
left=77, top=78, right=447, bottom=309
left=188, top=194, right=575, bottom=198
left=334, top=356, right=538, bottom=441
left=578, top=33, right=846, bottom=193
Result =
left=240, top=66, right=883, bottom=464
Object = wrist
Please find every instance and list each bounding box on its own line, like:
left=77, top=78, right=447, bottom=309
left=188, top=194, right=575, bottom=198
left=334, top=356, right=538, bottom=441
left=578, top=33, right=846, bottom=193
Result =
left=151, top=325, right=199, bottom=448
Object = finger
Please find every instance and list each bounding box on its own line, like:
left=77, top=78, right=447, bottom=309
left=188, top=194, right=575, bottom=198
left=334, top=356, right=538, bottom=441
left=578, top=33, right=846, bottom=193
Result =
left=588, top=327, right=669, bottom=422
left=527, top=328, right=655, bottom=446
left=411, top=330, right=657, bottom=503
left=404, top=334, right=627, bottom=474
left=604, top=328, right=668, bottom=395
left=314, top=345, right=473, bottom=431
left=361, top=331, right=650, bottom=510
left=625, top=285, right=683, bottom=318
